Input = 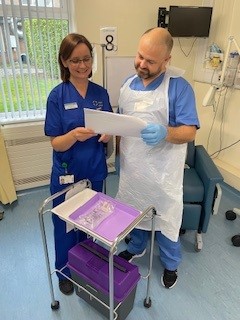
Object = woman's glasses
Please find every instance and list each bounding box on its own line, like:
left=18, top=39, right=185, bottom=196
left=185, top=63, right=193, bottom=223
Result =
left=68, top=56, right=93, bottom=66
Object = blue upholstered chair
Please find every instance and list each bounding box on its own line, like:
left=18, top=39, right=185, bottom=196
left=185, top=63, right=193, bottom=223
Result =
left=182, top=141, right=223, bottom=251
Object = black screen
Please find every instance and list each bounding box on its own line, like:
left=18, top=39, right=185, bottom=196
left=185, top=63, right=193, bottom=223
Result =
left=167, top=6, right=213, bottom=37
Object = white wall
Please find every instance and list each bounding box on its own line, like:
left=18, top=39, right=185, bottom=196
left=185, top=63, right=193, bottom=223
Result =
left=72, top=0, right=202, bottom=84
left=72, top=0, right=240, bottom=191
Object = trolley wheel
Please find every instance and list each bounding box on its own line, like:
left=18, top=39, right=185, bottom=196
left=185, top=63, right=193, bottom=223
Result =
left=231, top=234, right=240, bottom=247
left=0, top=211, right=4, bottom=220
left=225, top=210, right=237, bottom=221
left=179, top=229, right=186, bottom=235
left=144, top=297, right=152, bottom=308
left=51, top=300, right=60, bottom=310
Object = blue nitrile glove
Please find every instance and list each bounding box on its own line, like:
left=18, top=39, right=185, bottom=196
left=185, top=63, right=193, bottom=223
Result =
left=141, top=123, right=167, bottom=146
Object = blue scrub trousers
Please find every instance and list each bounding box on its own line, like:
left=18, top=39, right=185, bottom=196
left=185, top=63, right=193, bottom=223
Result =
left=127, top=228, right=181, bottom=271
left=52, top=180, right=103, bottom=280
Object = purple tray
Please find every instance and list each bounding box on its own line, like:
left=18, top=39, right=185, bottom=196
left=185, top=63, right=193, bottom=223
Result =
left=68, top=192, right=140, bottom=241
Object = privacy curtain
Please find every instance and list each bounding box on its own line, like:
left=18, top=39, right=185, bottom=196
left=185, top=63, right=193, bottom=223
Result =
left=0, top=130, right=17, bottom=204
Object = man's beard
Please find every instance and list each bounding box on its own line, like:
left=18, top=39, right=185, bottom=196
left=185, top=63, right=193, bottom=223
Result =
left=135, top=64, right=161, bottom=80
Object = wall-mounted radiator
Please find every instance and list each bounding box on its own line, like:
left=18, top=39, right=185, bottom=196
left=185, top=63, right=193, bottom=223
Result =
left=1, top=121, right=52, bottom=191
left=1, top=121, right=115, bottom=191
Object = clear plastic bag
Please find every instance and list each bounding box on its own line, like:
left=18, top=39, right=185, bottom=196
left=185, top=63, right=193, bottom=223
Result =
left=75, top=200, right=115, bottom=230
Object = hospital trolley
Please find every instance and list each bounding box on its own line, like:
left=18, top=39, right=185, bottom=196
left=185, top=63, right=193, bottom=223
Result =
left=38, top=179, right=156, bottom=320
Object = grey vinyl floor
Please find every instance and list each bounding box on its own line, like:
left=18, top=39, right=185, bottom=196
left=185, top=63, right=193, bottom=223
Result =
left=1, top=173, right=240, bottom=320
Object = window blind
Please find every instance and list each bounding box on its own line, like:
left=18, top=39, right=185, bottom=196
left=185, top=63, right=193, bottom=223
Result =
left=0, top=0, right=69, bottom=123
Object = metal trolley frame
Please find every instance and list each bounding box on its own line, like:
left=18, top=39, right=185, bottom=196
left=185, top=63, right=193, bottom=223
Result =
left=38, top=180, right=156, bottom=320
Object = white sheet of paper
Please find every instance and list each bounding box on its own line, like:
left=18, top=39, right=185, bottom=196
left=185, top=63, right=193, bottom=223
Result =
left=84, top=108, right=147, bottom=137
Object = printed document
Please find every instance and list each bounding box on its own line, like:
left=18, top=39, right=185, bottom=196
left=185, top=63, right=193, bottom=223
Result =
left=84, top=108, right=147, bottom=137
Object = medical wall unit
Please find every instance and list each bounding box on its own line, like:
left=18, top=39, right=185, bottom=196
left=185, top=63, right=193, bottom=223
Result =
left=203, top=36, right=240, bottom=106
left=38, top=180, right=156, bottom=320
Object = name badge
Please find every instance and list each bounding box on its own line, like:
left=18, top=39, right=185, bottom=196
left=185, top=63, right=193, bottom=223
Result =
left=64, top=103, right=78, bottom=110
left=59, top=175, right=74, bottom=185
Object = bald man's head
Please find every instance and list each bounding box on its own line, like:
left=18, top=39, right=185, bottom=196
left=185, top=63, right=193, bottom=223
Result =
left=134, top=27, right=173, bottom=84
left=142, top=27, right=173, bottom=54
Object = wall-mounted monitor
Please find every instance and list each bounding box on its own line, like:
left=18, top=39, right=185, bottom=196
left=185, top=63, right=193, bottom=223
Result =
left=167, top=6, right=213, bottom=38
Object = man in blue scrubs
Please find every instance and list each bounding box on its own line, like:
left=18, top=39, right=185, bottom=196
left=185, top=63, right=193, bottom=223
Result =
left=117, top=27, right=200, bottom=289
left=45, top=33, right=112, bottom=295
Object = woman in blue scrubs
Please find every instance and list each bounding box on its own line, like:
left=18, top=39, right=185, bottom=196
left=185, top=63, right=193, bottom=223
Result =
left=44, top=33, right=112, bottom=295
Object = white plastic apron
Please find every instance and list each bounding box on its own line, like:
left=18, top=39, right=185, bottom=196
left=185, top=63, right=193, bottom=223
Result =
left=116, top=66, right=187, bottom=242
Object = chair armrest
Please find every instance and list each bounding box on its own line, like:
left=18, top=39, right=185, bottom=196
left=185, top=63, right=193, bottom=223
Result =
left=194, top=145, right=223, bottom=232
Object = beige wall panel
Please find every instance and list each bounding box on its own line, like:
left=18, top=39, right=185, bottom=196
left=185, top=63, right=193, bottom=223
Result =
left=71, top=0, right=240, bottom=190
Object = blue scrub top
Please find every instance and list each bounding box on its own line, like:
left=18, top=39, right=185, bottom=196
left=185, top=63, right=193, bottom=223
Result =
left=45, top=81, right=112, bottom=192
left=128, top=73, right=200, bottom=128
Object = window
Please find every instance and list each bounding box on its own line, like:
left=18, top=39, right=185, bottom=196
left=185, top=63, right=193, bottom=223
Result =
left=0, top=0, right=70, bottom=123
